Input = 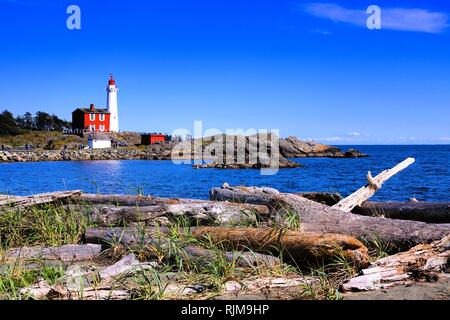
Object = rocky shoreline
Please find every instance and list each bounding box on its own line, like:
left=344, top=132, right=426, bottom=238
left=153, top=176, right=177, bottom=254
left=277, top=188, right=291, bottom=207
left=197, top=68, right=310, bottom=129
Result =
left=0, top=135, right=367, bottom=163
left=0, top=149, right=173, bottom=163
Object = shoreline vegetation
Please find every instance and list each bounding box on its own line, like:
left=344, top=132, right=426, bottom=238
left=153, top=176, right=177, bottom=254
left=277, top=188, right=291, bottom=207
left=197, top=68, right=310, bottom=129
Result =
left=0, top=159, right=449, bottom=300
left=0, top=131, right=367, bottom=165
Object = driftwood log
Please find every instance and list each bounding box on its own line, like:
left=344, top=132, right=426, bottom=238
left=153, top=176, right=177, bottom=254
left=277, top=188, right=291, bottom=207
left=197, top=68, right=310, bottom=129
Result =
left=0, top=190, right=81, bottom=208
left=98, top=253, right=156, bottom=283
left=210, top=186, right=450, bottom=250
left=333, top=158, right=415, bottom=212
left=20, top=283, right=131, bottom=300
left=353, top=201, right=450, bottom=224
left=84, top=227, right=281, bottom=269
left=293, top=192, right=450, bottom=224
left=75, top=194, right=269, bottom=226
left=2, top=244, right=101, bottom=263
left=342, top=234, right=450, bottom=292
left=192, top=226, right=370, bottom=268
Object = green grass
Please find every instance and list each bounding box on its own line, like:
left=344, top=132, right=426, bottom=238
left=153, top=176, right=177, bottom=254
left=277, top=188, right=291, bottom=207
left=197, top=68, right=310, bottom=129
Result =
left=0, top=203, right=96, bottom=248
left=299, top=267, right=343, bottom=300
left=0, top=264, right=64, bottom=300
left=361, top=235, right=396, bottom=260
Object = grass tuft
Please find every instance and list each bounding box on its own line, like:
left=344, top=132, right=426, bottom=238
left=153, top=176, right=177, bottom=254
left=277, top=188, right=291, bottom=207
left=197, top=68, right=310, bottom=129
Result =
left=0, top=203, right=96, bottom=248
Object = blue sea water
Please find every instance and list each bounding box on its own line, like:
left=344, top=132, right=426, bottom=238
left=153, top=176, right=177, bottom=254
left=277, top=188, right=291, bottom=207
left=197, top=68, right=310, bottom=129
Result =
left=0, top=145, right=449, bottom=202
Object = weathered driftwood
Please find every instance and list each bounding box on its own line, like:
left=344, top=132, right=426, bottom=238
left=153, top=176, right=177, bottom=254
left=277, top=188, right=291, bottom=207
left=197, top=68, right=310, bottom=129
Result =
left=20, top=284, right=131, bottom=300
left=191, top=226, right=369, bottom=268
left=333, top=158, right=415, bottom=212
left=223, top=276, right=314, bottom=296
left=77, top=194, right=169, bottom=206
left=99, top=253, right=156, bottom=283
left=2, top=244, right=102, bottom=263
left=0, top=190, right=81, bottom=208
left=292, top=192, right=450, bottom=224
left=342, top=234, right=450, bottom=292
left=76, top=194, right=269, bottom=225
left=210, top=186, right=450, bottom=249
left=353, top=201, right=450, bottom=224
left=181, top=244, right=282, bottom=268
left=84, top=227, right=281, bottom=269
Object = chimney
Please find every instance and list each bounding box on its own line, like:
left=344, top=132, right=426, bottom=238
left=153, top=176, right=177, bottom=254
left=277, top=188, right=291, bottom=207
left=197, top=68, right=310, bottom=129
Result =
left=90, top=104, right=95, bottom=111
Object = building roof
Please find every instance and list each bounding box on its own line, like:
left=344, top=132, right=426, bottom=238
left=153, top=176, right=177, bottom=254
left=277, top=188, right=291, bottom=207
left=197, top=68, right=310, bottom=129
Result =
left=73, top=108, right=110, bottom=114
left=88, top=133, right=111, bottom=140
left=142, top=133, right=167, bottom=136
left=108, top=74, right=116, bottom=86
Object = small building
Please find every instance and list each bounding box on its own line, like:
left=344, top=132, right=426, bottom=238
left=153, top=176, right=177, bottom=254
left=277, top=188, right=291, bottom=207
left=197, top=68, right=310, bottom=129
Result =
left=72, top=104, right=110, bottom=135
left=141, top=133, right=169, bottom=145
left=88, top=133, right=111, bottom=149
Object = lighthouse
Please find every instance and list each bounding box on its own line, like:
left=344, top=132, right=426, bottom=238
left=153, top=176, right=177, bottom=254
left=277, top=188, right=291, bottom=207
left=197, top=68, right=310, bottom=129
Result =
left=106, top=74, right=119, bottom=132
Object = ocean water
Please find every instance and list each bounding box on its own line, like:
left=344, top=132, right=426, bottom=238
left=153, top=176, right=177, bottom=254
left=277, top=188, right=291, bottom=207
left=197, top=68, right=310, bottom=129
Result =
left=0, top=145, right=449, bottom=202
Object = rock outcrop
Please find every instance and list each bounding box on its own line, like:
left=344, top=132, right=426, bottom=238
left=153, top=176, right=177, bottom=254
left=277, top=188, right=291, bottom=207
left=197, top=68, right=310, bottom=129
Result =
left=193, top=157, right=302, bottom=169
left=279, top=136, right=367, bottom=158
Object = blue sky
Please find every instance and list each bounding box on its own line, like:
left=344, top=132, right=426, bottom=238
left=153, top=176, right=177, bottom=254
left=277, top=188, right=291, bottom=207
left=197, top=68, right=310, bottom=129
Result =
left=0, top=0, right=449, bottom=144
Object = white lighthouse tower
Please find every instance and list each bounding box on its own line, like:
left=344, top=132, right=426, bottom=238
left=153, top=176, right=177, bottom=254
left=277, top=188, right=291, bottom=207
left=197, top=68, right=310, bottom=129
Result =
left=106, top=74, right=119, bottom=132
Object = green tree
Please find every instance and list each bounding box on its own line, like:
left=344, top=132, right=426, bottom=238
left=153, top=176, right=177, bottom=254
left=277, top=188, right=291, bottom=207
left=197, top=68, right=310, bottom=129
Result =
left=34, top=111, right=55, bottom=131
left=23, top=112, right=34, bottom=130
left=0, top=110, right=20, bottom=135
left=33, top=112, right=71, bottom=131
left=51, top=114, right=71, bottom=131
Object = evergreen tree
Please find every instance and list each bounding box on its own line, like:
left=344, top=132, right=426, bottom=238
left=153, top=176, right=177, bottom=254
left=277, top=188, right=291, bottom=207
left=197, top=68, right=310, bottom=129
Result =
left=0, top=110, right=21, bottom=135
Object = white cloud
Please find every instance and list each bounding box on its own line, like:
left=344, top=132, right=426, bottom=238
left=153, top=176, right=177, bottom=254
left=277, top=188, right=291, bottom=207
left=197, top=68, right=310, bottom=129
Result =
left=302, top=3, right=449, bottom=33
left=348, top=132, right=361, bottom=136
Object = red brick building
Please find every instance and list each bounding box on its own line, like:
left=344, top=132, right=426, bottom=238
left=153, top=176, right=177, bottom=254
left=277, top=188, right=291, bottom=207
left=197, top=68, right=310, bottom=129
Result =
left=72, top=104, right=111, bottom=134
left=141, top=133, right=168, bottom=145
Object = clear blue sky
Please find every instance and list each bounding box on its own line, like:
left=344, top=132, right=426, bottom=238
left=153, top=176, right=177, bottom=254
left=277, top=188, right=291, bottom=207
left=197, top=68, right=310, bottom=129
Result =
left=0, top=0, right=449, bottom=144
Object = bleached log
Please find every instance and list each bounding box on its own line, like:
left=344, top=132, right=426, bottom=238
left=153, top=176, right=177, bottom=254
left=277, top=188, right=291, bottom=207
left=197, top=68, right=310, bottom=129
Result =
left=333, top=158, right=415, bottom=212
left=0, top=190, right=81, bottom=208
left=52, top=286, right=131, bottom=300
left=353, top=201, right=450, bottom=223
left=19, top=279, right=53, bottom=299
left=83, top=205, right=168, bottom=226
left=77, top=194, right=163, bottom=206
left=210, top=186, right=450, bottom=249
left=20, top=283, right=131, bottom=300
left=76, top=199, right=269, bottom=226
left=192, top=226, right=370, bottom=268
left=99, top=253, right=156, bottom=282
left=342, top=234, right=450, bottom=292
left=223, top=276, right=314, bottom=295
left=3, top=244, right=102, bottom=263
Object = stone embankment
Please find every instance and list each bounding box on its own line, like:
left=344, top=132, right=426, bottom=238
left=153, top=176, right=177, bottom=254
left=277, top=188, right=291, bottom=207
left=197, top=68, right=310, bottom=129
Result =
left=0, top=149, right=173, bottom=163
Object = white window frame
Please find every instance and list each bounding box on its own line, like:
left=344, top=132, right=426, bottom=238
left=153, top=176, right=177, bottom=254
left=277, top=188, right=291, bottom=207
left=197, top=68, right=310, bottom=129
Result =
left=99, top=114, right=105, bottom=121
left=99, top=125, right=105, bottom=132
left=90, top=113, right=96, bottom=121
left=89, top=125, right=96, bottom=132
